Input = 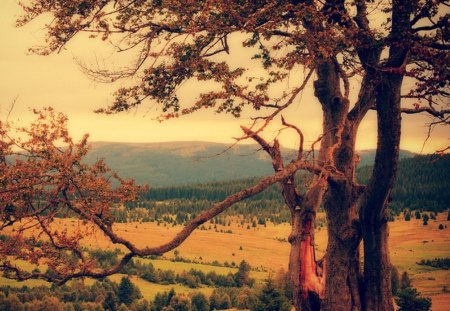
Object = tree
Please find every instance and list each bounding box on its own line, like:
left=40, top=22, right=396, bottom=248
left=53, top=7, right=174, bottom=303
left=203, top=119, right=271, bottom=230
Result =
left=191, top=292, right=209, bottom=311
left=400, top=272, right=412, bottom=290
left=103, top=291, right=119, bottom=311
left=169, top=294, right=191, bottom=311
left=252, top=278, right=291, bottom=311
left=395, top=287, right=431, bottom=311
left=7, top=1, right=450, bottom=311
left=415, top=210, right=421, bottom=219
left=118, top=277, right=141, bottom=306
left=234, top=260, right=254, bottom=287
left=405, top=212, right=412, bottom=221
left=391, top=266, right=400, bottom=296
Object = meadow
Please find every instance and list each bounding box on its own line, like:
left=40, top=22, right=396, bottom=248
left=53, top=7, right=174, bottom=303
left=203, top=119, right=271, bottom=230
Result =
left=1, top=212, right=449, bottom=310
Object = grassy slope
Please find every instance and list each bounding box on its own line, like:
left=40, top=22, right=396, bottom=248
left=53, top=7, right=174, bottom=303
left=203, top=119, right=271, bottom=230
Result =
left=2, top=214, right=449, bottom=309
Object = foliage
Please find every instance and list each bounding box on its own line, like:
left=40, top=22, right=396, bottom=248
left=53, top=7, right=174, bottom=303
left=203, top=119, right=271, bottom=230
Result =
left=0, top=108, right=143, bottom=283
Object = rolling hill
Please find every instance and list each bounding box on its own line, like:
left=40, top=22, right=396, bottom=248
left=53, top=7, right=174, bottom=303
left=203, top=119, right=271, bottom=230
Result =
left=84, top=141, right=415, bottom=186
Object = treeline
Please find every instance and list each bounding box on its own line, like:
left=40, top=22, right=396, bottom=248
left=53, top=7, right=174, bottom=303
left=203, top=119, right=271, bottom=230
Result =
left=88, top=249, right=254, bottom=289
left=122, top=258, right=255, bottom=289
left=122, top=155, right=449, bottom=222
left=0, top=270, right=293, bottom=311
left=0, top=277, right=142, bottom=311
left=358, top=155, right=450, bottom=213
left=417, top=257, right=450, bottom=270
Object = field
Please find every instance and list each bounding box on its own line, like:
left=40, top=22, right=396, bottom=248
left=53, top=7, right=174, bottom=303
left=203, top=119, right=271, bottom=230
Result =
left=2, top=213, right=449, bottom=309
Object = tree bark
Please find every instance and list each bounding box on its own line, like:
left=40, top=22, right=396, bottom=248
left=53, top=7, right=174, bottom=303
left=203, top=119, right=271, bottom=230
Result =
left=312, top=59, right=363, bottom=311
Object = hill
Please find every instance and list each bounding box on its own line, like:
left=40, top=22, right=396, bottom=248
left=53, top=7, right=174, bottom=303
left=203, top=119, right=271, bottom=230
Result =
left=85, top=141, right=415, bottom=186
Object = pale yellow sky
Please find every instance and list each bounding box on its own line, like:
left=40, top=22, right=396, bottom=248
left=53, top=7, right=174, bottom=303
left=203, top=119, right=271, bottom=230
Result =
left=0, top=1, right=447, bottom=153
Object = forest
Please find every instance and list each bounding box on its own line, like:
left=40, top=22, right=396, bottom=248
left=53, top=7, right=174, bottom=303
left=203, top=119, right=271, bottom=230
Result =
left=118, top=155, right=450, bottom=225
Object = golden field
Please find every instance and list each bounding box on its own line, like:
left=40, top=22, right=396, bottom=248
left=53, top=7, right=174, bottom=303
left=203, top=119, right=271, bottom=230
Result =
left=2, top=212, right=449, bottom=310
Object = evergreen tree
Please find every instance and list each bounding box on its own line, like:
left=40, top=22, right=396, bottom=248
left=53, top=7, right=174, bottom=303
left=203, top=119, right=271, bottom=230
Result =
left=395, top=287, right=431, bottom=311
left=404, top=213, right=411, bottom=221
left=234, top=260, right=254, bottom=287
left=422, top=214, right=429, bottom=226
left=118, top=277, right=134, bottom=305
left=391, top=266, right=400, bottom=295
left=252, top=278, right=291, bottom=311
left=415, top=210, right=421, bottom=220
left=400, top=272, right=412, bottom=290
left=103, top=291, right=118, bottom=311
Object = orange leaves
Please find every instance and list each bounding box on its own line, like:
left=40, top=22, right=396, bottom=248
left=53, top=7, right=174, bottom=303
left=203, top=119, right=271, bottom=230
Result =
left=0, top=108, right=144, bottom=282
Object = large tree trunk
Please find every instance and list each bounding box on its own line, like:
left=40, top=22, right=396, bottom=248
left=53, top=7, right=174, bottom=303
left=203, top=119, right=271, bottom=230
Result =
left=312, top=59, right=363, bottom=311
left=322, top=125, right=362, bottom=311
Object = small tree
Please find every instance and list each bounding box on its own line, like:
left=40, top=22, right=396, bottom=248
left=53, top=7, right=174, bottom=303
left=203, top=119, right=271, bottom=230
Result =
left=395, top=287, right=431, bottom=311
left=415, top=211, right=421, bottom=220
left=391, top=266, right=400, bottom=296
left=400, top=272, right=412, bottom=290
left=422, top=214, right=430, bottom=226
left=405, top=213, right=411, bottom=221
left=235, top=260, right=254, bottom=288
left=118, top=277, right=141, bottom=306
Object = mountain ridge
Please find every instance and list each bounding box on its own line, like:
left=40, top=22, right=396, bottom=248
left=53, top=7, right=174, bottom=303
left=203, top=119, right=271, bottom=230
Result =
left=84, top=141, right=416, bottom=186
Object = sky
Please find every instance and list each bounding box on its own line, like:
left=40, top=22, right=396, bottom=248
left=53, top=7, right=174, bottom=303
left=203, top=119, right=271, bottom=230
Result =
left=0, top=1, right=448, bottom=153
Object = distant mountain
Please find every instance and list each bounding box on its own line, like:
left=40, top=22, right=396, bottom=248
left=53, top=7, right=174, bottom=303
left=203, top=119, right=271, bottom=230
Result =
left=84, top=141, right=415, bottom=186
